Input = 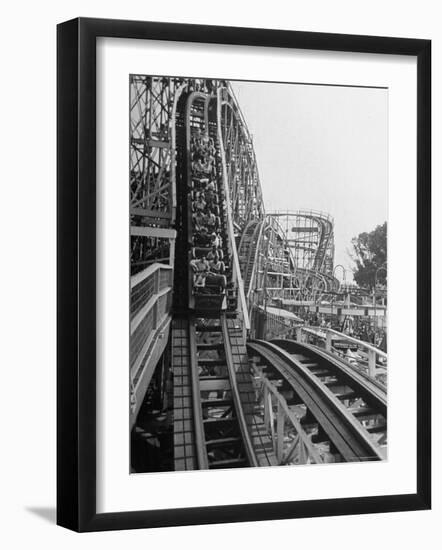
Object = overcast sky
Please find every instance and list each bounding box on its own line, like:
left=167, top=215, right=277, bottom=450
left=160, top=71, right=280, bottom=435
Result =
left=230, top=81, right=388, bottom=282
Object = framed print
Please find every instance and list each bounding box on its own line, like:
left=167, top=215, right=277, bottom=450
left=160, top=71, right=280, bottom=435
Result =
left=57, top=17, right=431, bottom=532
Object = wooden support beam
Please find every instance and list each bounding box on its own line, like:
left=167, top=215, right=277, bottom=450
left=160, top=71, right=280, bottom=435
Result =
left=130, top=207, right=172, bottom=219
left=131, top=225, right=177, bottom=239
left=276, top=401, right=284, bottom=463
left=131, top=137, right=170, bottom=148
left=282, top=435, right=299, bottom=465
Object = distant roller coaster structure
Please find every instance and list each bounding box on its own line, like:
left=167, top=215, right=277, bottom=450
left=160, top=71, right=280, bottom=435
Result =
left=267, top=210, right=339, bottom=299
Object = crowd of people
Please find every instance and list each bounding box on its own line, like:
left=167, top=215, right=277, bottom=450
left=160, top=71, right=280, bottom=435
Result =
left=302, top=312, right=386, bottom=349
left=189, top=128, right=228, bottom=294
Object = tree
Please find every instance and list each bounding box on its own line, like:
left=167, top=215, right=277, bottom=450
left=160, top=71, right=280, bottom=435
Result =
left=350, top=222, right=387, bottom=290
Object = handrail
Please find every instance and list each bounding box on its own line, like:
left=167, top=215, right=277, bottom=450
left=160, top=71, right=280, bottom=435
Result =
left=170, top=82, right=188, bottom=223
left=188, top=319, right=210, bottom=470
left=246, top=220, right=266, bottom=304
left=299, top=326, right=387, bottom=359
left=130, top=262, right=173, bottom=372
left=130, top=287, right=171, bottom=334
left=221, top=316, right=259, bottom=468
left=129, top=314, right=172, bottom=425
left=216, top=89, right=250, bottom=330
left=130, top=262, right=173, bottom=289
left=296, top=325, right=387, bottom=380
left=130, top=314, right=171, bottom=384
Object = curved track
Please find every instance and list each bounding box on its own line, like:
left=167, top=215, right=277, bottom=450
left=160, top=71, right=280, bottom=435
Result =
left=247, top=339, right=386, bottom=462
left=237, top=219, right=265, bottom=302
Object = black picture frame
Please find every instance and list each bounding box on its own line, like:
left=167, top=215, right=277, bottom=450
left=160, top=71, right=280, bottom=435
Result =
left=57, top=17, right=431, bottom=532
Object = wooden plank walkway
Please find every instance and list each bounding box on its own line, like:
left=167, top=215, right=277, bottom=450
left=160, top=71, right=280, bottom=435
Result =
left=172, top=319, right=198, bottom=471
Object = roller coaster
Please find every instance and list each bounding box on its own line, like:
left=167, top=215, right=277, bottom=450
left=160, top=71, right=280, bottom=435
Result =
left=129, top=76, right=387, bottom=472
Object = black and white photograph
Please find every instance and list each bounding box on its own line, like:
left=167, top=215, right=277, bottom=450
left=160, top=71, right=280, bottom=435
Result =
left=129, top=75, right=388, bottom=473
left=0, top=1, right=434, bottom=541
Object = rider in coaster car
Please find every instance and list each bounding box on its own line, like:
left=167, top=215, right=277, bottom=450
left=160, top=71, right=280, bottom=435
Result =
left=192, top=127, right=202, bottom=146
left=192, top=150, right=204, bottom=162
left=206, top=246, right=219, bottom=261
left=202, top=155, right=215, bottom=175
left=205, top=186, right=217, bottom=209
left=205, top=210, right=217, bottom=232
left=192, top=157, right=206, bottom=174
left=201, top=134, right=210, bottom=149
left=193, top=210, right=208, bottom=232
left=190, top=255, right=209, bottom=288
left=210, top=232, right=222, bottom=249
left=208, top=138, right=216, bottom=156
left=209, top=253, right=225, bottom=275
left=193, top=193, right=206, bottom=213
left=193, top=226, right=212, bottom=248
left=209, top=249, right=219, bottom=261
left=207, top=253, right=226, bottom=290
left=193, top=176, right=209, bottom=189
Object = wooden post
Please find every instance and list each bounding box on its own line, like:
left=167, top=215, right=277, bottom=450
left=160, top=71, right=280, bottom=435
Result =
left=263, top=385, right=270, bottom=429
left=153, top=301, right=158, bottom=329
left=368, top=349, right=376, bottom=378
left=154, top=268, right=160, bottom=293
left=326, top=330, right=332, bottom=352
left=169, top=238, right=175, bottom=267
left=299, top=440, right=306, bottom=464
left=267, top=392, right=276, bottom=454
left=276, top=401, right=284, bottom=463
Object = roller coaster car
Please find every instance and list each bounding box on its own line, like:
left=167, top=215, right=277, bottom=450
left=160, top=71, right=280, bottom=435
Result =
left=191, top=282, right=227, bottom=313
left=189, top=260, right=227, bottom=313
left=192, top=247, right=224, bottom=261
left=226, top=284, right=238, bottom=311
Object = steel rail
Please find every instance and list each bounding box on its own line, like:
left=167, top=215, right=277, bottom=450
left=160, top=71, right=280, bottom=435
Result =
left=237, top=219, right=267, bottom=304
left=245, top=220, right=266, bottom=303
left=184, top=91, right=208, bottom=309
left=237, top=220, right=258, bottom=265
left=215, top=90, right=250, bottom=329
left=188, top=319, right=210, bottom=470
left=170, top=82, right=188, bottom=223
left=247, top=340, right=384, bottom=461
left=221, top=315, right=259, bottom=468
